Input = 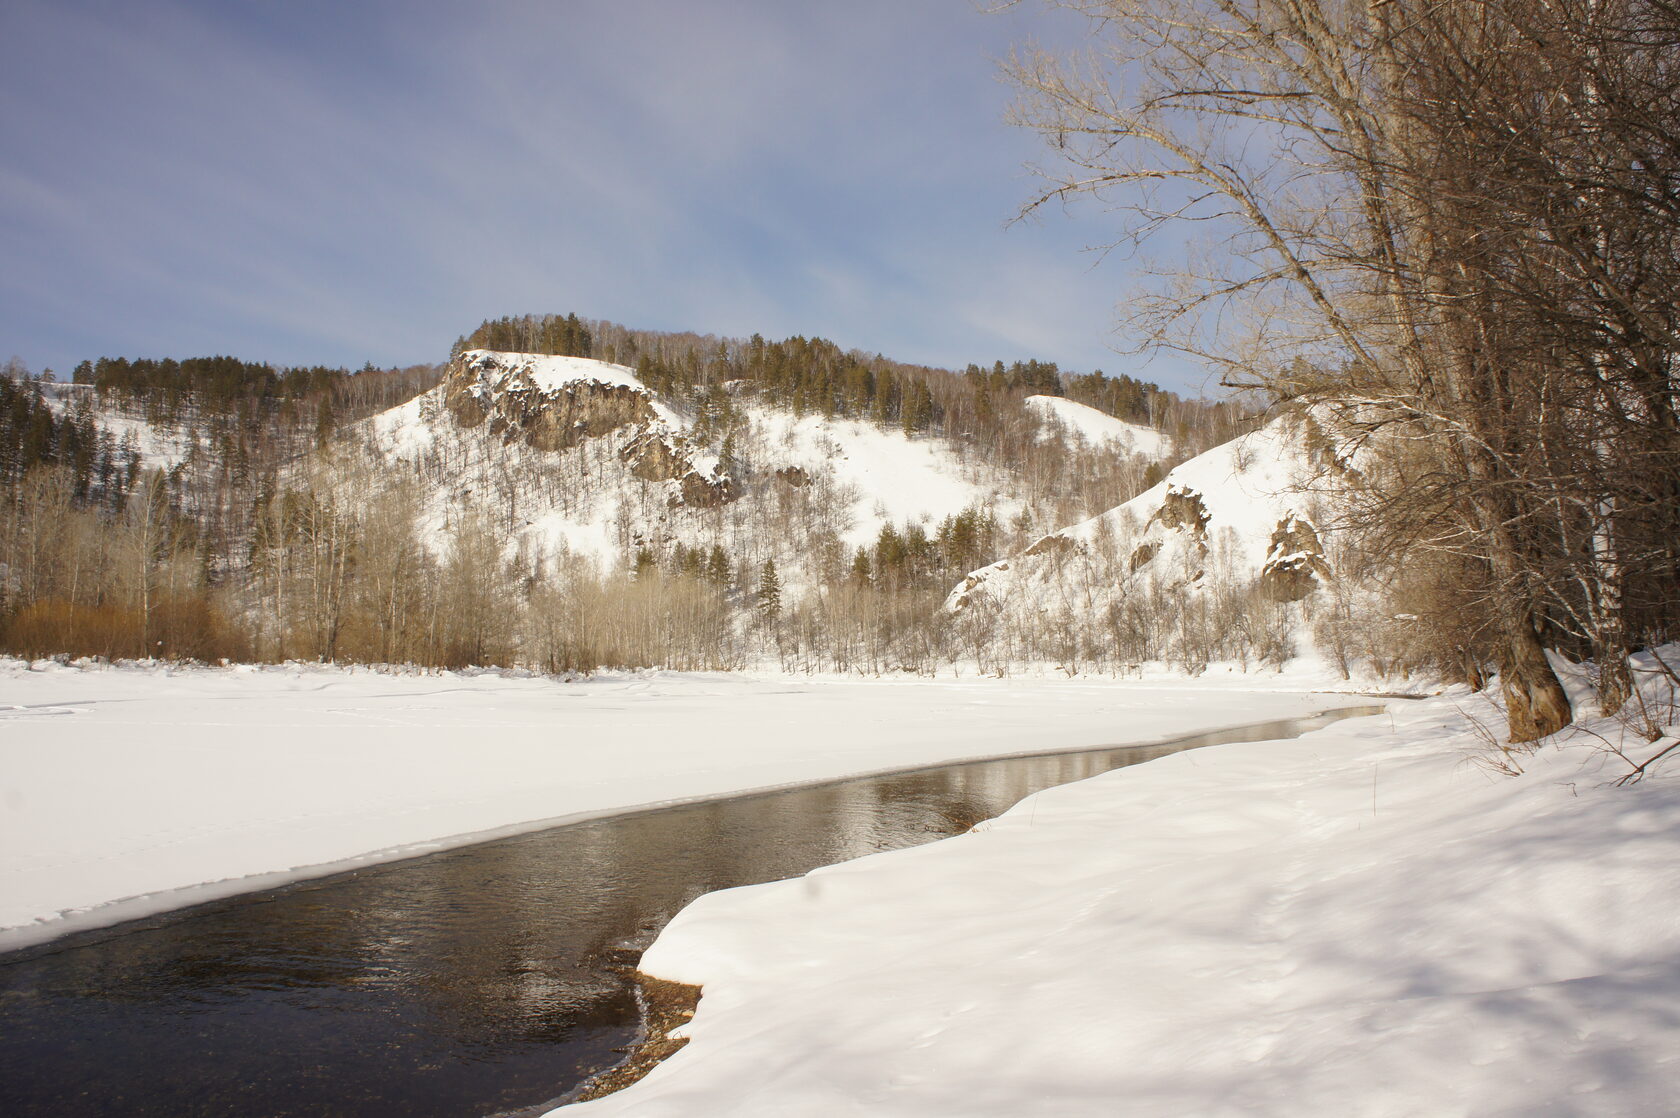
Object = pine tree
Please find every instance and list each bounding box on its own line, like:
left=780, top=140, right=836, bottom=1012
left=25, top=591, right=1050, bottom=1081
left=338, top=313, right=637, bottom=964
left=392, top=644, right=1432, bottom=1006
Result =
left=705, top=545, right=730, bottom=588
left=314, top=397, right=336, bottom=448
left=756, top=558, right=781, bottom=621
left=850, top=547, right=873, bottom=586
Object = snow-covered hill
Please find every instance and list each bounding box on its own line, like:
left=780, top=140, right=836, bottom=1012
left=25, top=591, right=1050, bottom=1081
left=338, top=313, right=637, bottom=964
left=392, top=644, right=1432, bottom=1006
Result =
left=353, top=350, right=1034, bottom=580
left=947, top=413, right=1342, bottom=668
left=38, top=382, right=198, bottom=473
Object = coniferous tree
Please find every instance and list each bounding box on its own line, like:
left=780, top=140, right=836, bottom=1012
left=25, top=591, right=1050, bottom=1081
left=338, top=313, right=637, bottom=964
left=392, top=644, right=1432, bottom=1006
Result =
left=756, top=559, right=782, bottom=622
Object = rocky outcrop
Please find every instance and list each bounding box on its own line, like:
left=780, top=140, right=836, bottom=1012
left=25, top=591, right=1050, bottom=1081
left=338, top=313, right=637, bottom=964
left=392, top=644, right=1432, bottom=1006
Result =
left=622, top=431, right=740, bottom=508
left=775, top=466, right=811, bottom=488
left=1148, top=485, right=1212, bottom=535
left=1257, top=513, right=1331, bottom=601
left=443, top=350, right=739, bottom=508
left=622, top=430, right=691, bottom=482
left=1023, top=533, right=1078, bottom=558
left=444, top=352, right=656, bottom=452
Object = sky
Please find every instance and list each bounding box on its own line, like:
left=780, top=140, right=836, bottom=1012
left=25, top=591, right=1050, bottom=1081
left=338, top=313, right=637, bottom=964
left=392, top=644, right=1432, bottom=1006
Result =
left=0, top=0, right=1209, bottom=394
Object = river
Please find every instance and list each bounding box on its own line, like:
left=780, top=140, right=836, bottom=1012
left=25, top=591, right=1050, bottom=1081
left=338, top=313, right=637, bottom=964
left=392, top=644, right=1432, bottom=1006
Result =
left=0, top=707, right=1376, bottom=1117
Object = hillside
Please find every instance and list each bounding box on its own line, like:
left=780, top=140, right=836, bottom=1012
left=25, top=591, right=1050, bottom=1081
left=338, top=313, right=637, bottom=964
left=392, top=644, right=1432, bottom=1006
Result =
left=2, top=318, right=1237, bottom=674
left=1023, top=393, right=1169, bottom=458
left=355, top=349, right=1026, bottom=579
left=946, top=412, right=1349, bottom=674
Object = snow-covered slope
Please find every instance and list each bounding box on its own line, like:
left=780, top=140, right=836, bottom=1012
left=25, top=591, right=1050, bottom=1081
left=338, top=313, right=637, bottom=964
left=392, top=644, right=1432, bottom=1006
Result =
left=948, top=413, right=1339, bottom=662
left=355, top=350, right=1028, bottom=575
left=747, top=409, right=998, bottom=546
left=1025, top=394, right=1169, bottom=458
left=38, top=382, right=198, bottom=472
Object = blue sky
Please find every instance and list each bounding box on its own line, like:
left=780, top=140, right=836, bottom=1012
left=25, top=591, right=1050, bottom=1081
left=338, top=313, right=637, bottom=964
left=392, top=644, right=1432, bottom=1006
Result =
left=1, top=1, right=1208, bottom=393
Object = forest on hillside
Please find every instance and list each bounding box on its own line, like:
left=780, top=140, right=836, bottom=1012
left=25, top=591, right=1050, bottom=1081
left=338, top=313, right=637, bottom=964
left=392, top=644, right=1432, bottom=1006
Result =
left=0, top=323, right=1246, bottom=674
left=456, top=313, right=1248, bottom=454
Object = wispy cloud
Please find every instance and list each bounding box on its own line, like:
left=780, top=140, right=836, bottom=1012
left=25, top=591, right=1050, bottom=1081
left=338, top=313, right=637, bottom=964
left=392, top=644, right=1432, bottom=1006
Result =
left=0, top=0, right=1206, bottom=392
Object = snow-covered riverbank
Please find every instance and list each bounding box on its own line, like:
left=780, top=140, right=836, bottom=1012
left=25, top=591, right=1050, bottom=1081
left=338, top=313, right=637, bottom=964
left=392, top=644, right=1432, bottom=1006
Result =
left=0, top=658, right=1354, bottom=951
left=566, top=683, right=1680, bottom=1116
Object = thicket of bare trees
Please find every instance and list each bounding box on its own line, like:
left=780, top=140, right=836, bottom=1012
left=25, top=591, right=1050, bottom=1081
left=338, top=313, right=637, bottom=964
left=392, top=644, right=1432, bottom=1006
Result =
left=1007, top=0, right=1680, bottom=739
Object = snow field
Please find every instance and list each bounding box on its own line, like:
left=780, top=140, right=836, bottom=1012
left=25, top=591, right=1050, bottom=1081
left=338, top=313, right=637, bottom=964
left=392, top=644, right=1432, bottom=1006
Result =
left=748, top=409, right=1017, bottom=549
left=567, top=689, right=1680, bottom=1117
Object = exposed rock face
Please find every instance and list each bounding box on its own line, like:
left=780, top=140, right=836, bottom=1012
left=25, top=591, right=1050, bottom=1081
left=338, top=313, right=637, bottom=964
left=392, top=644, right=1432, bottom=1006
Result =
left=775, top=466, right=811, bottom=488
left=622, top=430, right=690, bottom=482
left=1135, top=483, right=1212, bottom=584
left=621, top=431, right=740, bottom=508
left=444, top=355, right=656, bottom=452
left=1023, top=533, right=1079, bottom=558
left=677, top=471, right=740, bottom=507
left=1149, top=485, right=1212, bottom=535
left=1257, top=513, right=1331, bottom=601
left=443, top=350, right=739, bottom=508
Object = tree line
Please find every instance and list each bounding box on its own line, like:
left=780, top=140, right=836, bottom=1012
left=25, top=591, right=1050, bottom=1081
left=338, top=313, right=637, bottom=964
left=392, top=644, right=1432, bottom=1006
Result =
left=454, top=313, right=1251, bottom=459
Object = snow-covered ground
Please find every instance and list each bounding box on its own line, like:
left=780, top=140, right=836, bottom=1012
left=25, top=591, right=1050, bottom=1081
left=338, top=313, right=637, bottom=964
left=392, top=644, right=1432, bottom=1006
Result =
left=0, top=658, right=1353, bottom=952
left=567, top=675, right=1680, bottom=1117
left=952, top=412, right=1327, bottom=616
left=747, top=409, right=1018, bottom=549
left=1025, top=393, right=1169, bottom=458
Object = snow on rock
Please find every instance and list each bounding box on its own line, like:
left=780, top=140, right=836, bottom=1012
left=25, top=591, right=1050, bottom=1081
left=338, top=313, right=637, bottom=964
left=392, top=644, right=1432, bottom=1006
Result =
left=568, top=688, right=1680, bottom=1117
left=0, top=659, right=1350, bottom=952
left=1025, top=394, right=1170, bottom=458
left=949, top=413, right=1333, bottom=614
left=444, top=350, right=737, bottom=506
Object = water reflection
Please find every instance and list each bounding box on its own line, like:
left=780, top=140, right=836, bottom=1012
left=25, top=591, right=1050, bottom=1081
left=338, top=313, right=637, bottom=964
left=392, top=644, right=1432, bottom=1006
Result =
left=0, top=708, right=1373, bottom=1117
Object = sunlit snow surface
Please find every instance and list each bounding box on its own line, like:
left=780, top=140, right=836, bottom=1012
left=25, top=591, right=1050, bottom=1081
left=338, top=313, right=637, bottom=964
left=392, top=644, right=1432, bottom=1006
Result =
left=567, top=673, right=1680, bottom=1117
left=1024, top=393, right=1170, bottom=458
left=5, top=658, right=1675, bottom=1114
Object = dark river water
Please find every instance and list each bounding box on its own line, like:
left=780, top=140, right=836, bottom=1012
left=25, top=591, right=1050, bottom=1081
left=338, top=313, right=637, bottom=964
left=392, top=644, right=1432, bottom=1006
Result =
left=0, top=707, right=1375, bottom=1118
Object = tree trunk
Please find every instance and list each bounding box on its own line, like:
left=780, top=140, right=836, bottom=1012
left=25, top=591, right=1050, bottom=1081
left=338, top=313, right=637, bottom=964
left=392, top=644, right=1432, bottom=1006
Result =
left=1500, top=605, right=1573, bottom=743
